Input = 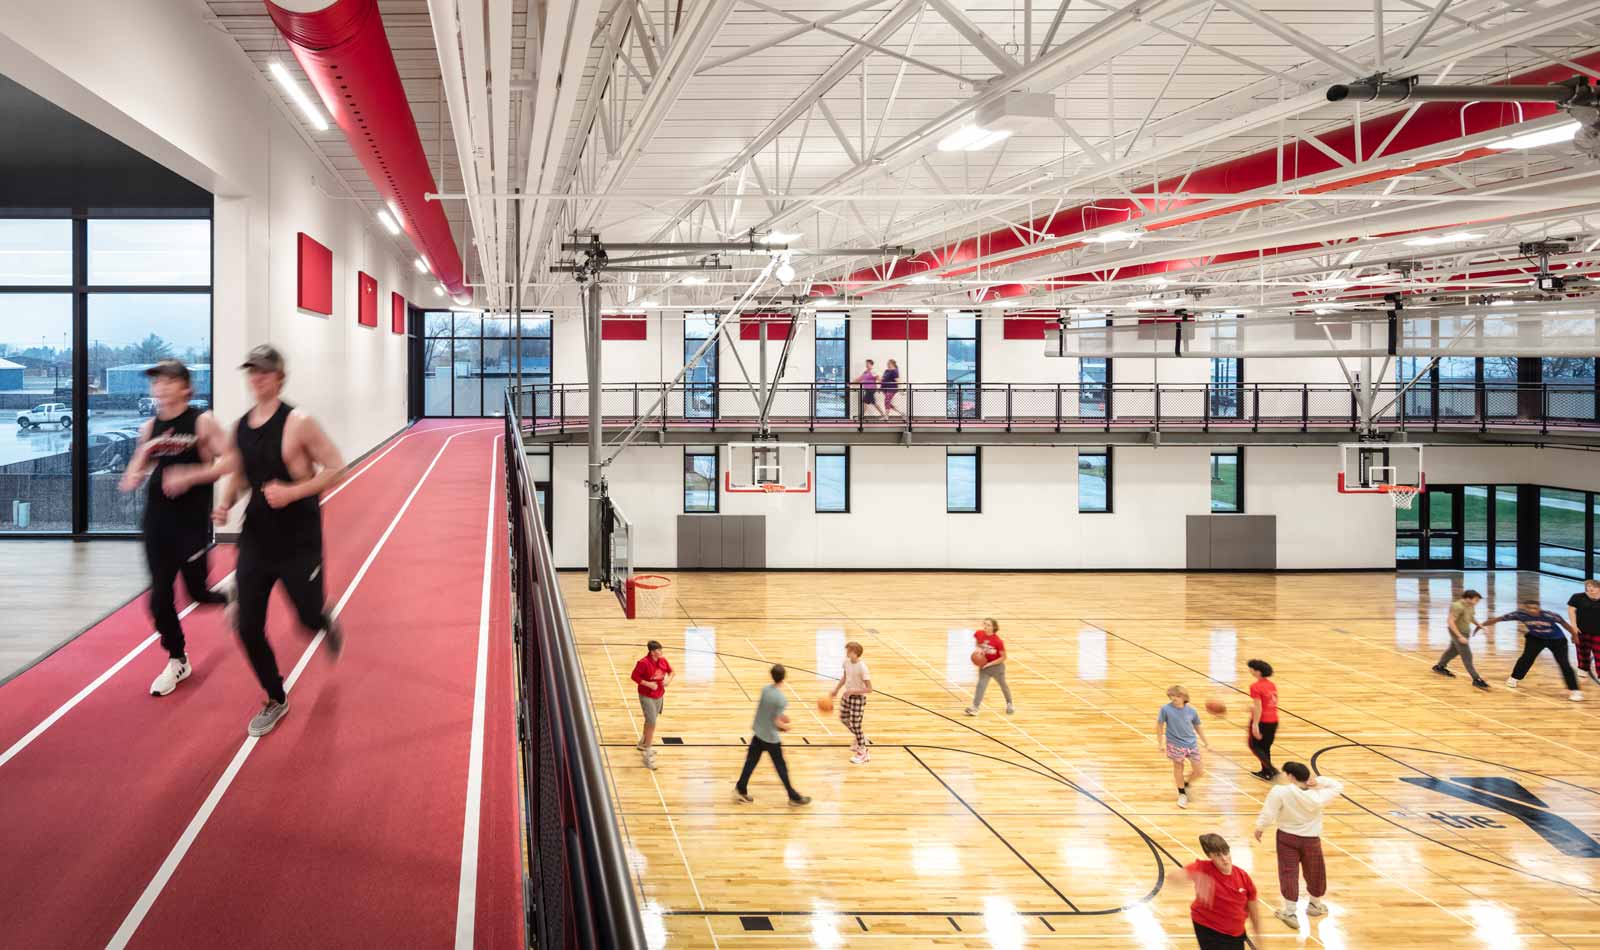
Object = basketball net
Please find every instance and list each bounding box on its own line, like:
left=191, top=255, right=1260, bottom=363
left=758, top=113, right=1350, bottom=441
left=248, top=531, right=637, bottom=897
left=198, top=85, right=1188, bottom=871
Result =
left=1388, top=485, right=1420, bottom=510
left=627, top=575, right=671, bottom=619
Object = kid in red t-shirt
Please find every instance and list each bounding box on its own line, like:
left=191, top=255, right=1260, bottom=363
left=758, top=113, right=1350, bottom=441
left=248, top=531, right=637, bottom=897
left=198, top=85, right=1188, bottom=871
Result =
left=1186, top=833, right=1261, bottom=949
left=964, top=618, right=1014, bottom=717
left=1246, top=658, right=1279, bottom=781
left=630, top=640, right=674, bottom=767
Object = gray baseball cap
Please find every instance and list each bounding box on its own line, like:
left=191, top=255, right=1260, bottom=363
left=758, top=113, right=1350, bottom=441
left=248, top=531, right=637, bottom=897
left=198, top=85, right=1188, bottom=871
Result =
left=239, top=344, right=285, bottom=373
left=144, top=358, right=191, bottom=384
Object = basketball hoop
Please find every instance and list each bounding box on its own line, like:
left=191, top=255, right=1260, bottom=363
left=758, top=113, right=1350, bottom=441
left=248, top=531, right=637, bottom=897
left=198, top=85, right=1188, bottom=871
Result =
left=626, top=574, right=672, bottom=619
left=757, top=483, right=786, bottom=493
left=1385, top=484, right=1421, bottom=510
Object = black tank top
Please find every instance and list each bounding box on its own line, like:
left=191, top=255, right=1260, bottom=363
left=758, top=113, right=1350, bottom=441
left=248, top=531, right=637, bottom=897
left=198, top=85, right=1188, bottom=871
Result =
left=144, top=406, right=211, bottom=529
left=236, top=401, right=323, bottom=556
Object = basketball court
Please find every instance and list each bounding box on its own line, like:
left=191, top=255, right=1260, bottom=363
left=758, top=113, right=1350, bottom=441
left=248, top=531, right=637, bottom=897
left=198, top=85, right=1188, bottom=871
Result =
left=564, top=569, right=1600, bottom=948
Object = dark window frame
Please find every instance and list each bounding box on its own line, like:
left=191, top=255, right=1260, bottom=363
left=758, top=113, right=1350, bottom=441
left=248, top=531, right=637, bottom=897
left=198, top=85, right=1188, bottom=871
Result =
left=946, top=446, right=981, bottom=514
left=814, top=312, right=850, bottom=419
left=0, top=208, right=214, bottom=538
left=416, top=309, right=552, bottom=418
left=1078, top=447, right=1113, bottom=513
left=945, top=311, right=980, bottom=419
left=814, top=446, right=850, bottom=513
left=1209, top=447, right=1244, bottom=513
left=683, top=447, right=720, bottom=513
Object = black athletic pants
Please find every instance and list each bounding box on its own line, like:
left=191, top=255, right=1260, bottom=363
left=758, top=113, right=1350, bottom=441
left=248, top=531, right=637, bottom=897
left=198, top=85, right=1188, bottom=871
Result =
left=1192, top=921, right=1246, bottom=949
left=736, top=738, right=803, bottom=801
left=235, top=541, right=331, bottom=704
left=1510, top=636, right=1579, bottom=690
left=1248, top=721, right=1278, bottom=774
left=145, top=524, right=227, bottom=660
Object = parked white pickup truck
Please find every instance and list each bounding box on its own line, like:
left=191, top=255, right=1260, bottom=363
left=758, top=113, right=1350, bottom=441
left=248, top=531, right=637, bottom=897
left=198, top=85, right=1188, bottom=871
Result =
left=16, top=402, right=92, bottom=429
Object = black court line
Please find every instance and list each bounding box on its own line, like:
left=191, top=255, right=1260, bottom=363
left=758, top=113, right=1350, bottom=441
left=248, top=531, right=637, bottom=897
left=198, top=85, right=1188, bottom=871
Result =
left=593, top=640, right=1181, bottom=902
left=855, top=916, right=867, bottom=932
left=1079, top=619, right=1600, bottom=896
left=905, top=747, right=1080, bottom=912
left=1310, top=742, right=1600, bottom=896
left=636, top=740, right=1164, bottom=918
left=1039, top=916, right=1055, bottom=931
left=947, top=915, right=961, bottom=931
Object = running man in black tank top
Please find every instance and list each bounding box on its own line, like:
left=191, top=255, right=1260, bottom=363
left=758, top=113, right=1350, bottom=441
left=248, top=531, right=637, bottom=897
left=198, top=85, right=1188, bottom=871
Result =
left=118, top=359, right=232, bottom=697
left=211, top=345, right=347, bottom=737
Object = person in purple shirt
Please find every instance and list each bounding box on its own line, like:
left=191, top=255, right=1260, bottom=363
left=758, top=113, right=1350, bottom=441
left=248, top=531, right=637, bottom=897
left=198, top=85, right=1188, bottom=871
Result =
left=1482, top=598, right=1584, bottom=701
left=856, top=359, right=881, bottom=419
left=880, top=359, right=902, bottom=418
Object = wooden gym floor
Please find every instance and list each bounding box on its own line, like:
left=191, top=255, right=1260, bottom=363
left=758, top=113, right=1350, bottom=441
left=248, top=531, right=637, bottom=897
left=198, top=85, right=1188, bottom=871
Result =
left=561, top=570, right=1600, bottom=948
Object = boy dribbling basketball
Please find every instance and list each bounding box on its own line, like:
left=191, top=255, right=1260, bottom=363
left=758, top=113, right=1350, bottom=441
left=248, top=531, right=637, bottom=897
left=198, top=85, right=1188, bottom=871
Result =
left=829, top=641, right=872, bottom=764
left=1157, top=685, right=1210, bottom=808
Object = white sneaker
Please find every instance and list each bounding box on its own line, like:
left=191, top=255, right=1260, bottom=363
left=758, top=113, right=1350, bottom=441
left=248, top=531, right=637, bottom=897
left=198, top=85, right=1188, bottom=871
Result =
left=963, top=707, right=977, bottom=716
left=1571, top=691, right=1586, bottom=702
left=643, top=751, right=658, bottom=770
left=150, top=657, right=191, bottom=696
left=1005, top=704, right=1015, bottom=715
left=850, top=751, right=866, bottom=765
left=1177, top=792, right=1189, bottom=809
left=1306, top=899, right=1328, bottom=917
left=1275, top=908, right=1300, bottom=929
left=1504, top=677, right=1519, bottom=689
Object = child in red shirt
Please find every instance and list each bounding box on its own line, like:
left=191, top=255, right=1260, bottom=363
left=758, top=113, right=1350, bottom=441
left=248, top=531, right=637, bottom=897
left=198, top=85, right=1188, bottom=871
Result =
left=1246, top=658, right=1279, bottom=781
left=964, top=618, right=1014, bottom=716
left=630, top=640, right=673, bottom=769
left=1186, top=833, right=1262, bottom=949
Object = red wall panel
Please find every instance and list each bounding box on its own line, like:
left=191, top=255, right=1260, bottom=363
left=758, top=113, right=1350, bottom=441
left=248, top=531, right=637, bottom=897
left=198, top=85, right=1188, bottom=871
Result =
left=391, top=292, right=407, bottom=334
left=1002, top=310, right=1060, bottom=340
left=870, top=310, right=928, bottom=340
left=738, top=313, right=793, bottom=340
left=357, top=271, right=378, bottom=327
left=601, top=315, right=648, bottom=341
left=296, top=233, right=333, bottom=315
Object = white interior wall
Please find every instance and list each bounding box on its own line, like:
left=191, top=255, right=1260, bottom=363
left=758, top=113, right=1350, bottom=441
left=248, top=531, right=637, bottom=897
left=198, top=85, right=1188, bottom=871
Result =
left=550, top=442, right=1396, bottom=571
left=0, top=0, right=426, bottom=459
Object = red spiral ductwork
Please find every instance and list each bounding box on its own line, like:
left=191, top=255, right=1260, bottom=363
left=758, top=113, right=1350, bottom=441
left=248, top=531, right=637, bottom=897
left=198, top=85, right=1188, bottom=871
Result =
left=265, top=0, right=468, bottom=298
left=818, top=51, right=1600, bottom=301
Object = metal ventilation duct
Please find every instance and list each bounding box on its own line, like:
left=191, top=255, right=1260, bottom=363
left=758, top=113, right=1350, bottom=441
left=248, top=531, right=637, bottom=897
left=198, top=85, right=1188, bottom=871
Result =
left=264, top=0, right=469, bottom=300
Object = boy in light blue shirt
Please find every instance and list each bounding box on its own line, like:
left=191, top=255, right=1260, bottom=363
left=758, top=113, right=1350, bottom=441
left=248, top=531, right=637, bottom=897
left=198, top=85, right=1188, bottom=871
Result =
left=1156, top=684, right=1211, bottom=809
left=734, top=665, right=811, bottom=805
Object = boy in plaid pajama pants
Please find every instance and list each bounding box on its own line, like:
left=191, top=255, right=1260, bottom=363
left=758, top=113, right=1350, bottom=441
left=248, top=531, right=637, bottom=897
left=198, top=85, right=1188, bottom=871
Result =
left=830, top=641, right=873, bottom=765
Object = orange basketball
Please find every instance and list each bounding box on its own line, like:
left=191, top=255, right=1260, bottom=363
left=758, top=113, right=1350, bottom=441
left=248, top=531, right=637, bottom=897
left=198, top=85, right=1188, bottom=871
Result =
left=1205, top=700, right=1227, bottom=716
left=817, top=695, right=834, bottom=713
left=971, top=649, right=987, bottom=667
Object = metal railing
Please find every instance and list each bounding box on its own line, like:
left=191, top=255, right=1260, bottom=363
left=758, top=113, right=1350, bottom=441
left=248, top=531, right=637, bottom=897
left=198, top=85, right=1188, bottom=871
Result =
left=504, top=395, right=645, bottom=949
left=508, top=381, right=1600, bottom=435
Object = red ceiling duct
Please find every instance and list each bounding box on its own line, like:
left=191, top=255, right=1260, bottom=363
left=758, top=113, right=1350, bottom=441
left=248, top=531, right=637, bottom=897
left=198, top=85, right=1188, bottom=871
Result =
left=264, top=0, right=468, bottom=299
left=819, top=51, right=1600, bottom=300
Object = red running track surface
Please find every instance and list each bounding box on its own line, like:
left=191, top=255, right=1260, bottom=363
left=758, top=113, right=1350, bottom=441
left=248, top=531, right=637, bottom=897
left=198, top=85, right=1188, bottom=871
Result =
left=0, top=420, right=523, bottom=950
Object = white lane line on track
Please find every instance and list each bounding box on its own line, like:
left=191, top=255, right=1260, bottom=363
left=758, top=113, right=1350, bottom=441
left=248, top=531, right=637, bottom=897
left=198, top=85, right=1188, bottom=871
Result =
left=454, top=434, right=502, bottom=950
left=0, top=423, right=498, bottom=774
left=106, top=427, right=490, bottom=950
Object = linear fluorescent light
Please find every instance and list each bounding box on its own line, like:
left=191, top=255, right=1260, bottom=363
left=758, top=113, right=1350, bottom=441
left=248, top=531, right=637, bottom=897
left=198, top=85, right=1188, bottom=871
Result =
left=434, top=284, right=446, bottom=297
left=681, top=275, right=708, bottom=285
left=452, top=294, right=473, bottom=306
left=759, top=232, right=799, bottom=244
left=937, top=124, right=1013, bottom=152
left=1402, top=231, right=1483, bottom=247
left=268, top=61, right=329, bottom=132
left=1488, top=121, right=1581, bottom=150
left=414, top=257, right=428, bottom=274
left=376, top=210, right=401, bottom=235
left=1339, top=250, right=1363, bottom=265
left=1087, top=228, right=1141, bottom=243
left=1489, top=298, right=1516, bottom=306
left=1127, top=298, right=1157, bottom=309
left=638, top=299, right=657, bottom=308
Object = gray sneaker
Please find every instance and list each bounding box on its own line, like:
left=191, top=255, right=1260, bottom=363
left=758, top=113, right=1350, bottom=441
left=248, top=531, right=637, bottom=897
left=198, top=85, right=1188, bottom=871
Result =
left=248, top=700, right=290, bottom=737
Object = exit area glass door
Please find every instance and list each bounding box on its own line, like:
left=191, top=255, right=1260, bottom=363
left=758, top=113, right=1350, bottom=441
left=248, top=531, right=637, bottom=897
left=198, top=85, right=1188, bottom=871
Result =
left=1397, top=485, right=1463, bottom=569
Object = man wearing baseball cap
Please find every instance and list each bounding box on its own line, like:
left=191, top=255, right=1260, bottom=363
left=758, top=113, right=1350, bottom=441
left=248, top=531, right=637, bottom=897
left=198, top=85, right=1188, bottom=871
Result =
left=118, top=359, right=233, bottom=696
left=211, top=344, right=347, bottom=737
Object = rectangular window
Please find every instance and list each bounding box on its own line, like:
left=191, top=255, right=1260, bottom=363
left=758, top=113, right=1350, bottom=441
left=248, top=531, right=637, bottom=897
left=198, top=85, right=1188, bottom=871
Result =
left=685, top=313, right=719, bottom=419
left=1494, top=486, right=1519, bottom=568
left=946, top=311, right=978, bottom=418
left=87, top=219, right=211, bottom=286
left=946, top=447, right=979, bottom=513
left=0, top=219, right=72, bottom=285
left=1209, top=358, right=1241, bottom=418
left=1, top=293, right=73, bottom=532
left=814, top=313, right=848, bottom=418
left=1210, top=449, right=1242, bottom=513
left=684, top=448, right=719, bottom=513
left=1463, top=484, right=1490, bottom=568
left=1538, top=487, right=1586, bottom=578
left=815, top=447, right=848, bottom=513
left=1543, top=357, right=1597, bottom=421
left=1078, top=449, right=1111, bottom=512
left=1078, top=316, right=1111, bottom=418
